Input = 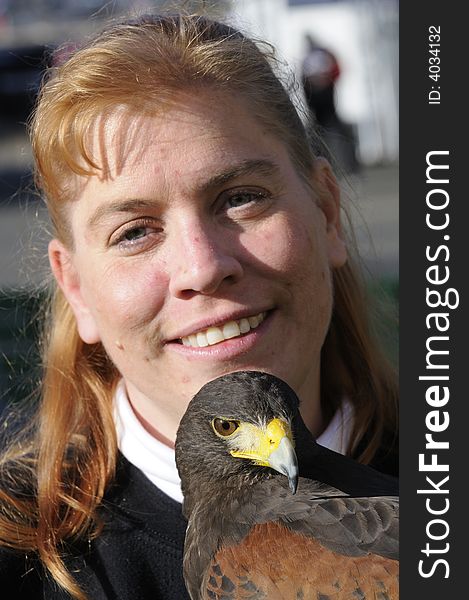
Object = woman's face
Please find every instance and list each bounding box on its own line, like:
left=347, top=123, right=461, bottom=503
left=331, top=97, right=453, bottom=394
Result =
left=50, top=93, right=346, bottom=441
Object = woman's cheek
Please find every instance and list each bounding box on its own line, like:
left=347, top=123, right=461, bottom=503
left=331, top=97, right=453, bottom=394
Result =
left=93, top=262, right=168, bottom=327
left=243, top=219, right=299, bottom=270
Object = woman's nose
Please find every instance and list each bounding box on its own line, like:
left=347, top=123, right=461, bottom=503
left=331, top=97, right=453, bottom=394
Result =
left=168, top=223, right=244, bottom=298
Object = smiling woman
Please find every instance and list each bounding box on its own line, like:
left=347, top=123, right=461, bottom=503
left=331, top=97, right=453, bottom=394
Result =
left=0, top=11, right=397, bottom=600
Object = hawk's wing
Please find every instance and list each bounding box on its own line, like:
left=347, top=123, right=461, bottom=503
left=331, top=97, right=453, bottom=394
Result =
left=198, top=478, right=399, bottom=599
left=232, top=477, right=399, bottom=559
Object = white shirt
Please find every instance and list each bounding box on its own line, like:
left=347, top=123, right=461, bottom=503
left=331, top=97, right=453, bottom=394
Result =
left=316, top=399, right=354, bottom=455
left=114, top=381, right=184, bottom=503
left=114, top=381, right=354, bottom=504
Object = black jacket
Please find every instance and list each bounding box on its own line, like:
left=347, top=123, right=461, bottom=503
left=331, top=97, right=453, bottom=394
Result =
left=0, top=444, right=398, bottom=599
left=1, top=456, right=189, bottom=599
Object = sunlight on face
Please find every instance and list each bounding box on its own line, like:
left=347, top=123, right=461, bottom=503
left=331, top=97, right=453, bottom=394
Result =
left=50, top=92, right=346, bottom=441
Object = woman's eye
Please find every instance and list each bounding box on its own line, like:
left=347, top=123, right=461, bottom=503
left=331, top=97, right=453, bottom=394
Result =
left=122, top=226, right=149, bottom=242
left=111, top=219, right=162, bottom=252
left=225, top=190, right=266, bottom=209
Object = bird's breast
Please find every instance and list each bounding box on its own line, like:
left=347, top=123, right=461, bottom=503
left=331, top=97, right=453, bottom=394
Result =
left=204, top=521, right=399, bottom=599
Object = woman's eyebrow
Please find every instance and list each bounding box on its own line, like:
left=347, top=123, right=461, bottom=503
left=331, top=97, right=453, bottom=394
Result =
left=87, top=198, right=157, bottom=231
left=195, top=159, right=281, bottom=195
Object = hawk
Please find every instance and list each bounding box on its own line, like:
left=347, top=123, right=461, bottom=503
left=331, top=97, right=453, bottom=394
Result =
left=175, top=371, right=399, bottom=599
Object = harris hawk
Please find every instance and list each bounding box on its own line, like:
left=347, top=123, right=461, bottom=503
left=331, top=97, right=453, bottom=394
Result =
left=175, top=371, right=399, bottom=600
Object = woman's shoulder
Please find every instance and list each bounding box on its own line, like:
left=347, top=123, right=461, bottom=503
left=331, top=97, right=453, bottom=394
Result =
left=0, top=472, right=43, bottom=594
left=356, top=429, right=399, bottom=479
left=369, top=437, right=399, bottom=478
left=0, top=546, right=45, bottom=597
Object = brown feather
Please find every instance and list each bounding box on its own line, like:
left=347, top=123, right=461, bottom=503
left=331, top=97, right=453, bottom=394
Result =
left=206, top=521, right=398, bottom=600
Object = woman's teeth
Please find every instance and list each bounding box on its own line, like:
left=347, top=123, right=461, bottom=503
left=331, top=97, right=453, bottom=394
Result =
left=181, top=312, right=266, bottom=348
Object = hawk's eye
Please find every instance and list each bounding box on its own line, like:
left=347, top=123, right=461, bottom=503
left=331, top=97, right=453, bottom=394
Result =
left=212, top=418, right=239, bottom=437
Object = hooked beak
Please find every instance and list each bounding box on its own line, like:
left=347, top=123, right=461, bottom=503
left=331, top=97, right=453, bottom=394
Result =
left=267, top=435, right=299, bottom=494
left=230, top=418, right=299, bottom=494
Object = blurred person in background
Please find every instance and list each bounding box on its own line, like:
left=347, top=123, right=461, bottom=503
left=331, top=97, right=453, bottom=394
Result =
left=301, top=33, right=359, bottom=174
left=0, top=12, right=397, bottom=599
left=301, top=33, right=341, bottom=132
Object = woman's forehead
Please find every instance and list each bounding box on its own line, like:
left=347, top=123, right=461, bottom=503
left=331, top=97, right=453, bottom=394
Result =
left=80, top=95, right=291, bottom=189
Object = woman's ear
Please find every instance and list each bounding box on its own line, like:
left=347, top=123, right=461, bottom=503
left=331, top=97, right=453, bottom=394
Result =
left=48, top=239, right=101, bottom=344
left=311, top=157, right=347, bottom=268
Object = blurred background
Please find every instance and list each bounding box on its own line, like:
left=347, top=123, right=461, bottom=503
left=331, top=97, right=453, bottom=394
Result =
left=0, top=0, right=398, bottom=408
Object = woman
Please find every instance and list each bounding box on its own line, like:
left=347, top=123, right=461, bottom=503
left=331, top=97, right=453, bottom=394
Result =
left=0, top=13, right=398, bottom=600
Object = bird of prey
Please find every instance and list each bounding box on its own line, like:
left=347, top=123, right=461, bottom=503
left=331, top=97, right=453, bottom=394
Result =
left=175, top=370, right=399, bottom=600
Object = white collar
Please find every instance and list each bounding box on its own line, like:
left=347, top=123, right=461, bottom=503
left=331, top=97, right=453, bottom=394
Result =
left=114, top=382, right=354, bottom=504
left=316, top=398, right=354, bottom=454
left=114, top=381, right=184, bottom=503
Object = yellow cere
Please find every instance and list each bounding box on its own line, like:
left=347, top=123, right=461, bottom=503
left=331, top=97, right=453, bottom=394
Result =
left=229, top=418, right=293, bottom=466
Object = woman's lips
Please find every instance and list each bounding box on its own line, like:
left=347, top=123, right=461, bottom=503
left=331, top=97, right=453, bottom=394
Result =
left=166, top=310, right=272, bottom=358
left=180, top=311, right=267, bottom=348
